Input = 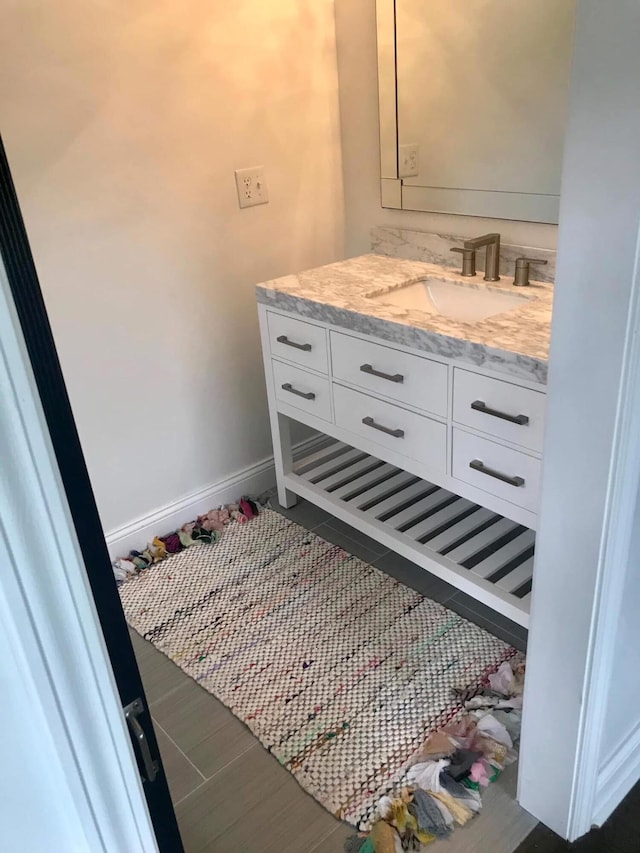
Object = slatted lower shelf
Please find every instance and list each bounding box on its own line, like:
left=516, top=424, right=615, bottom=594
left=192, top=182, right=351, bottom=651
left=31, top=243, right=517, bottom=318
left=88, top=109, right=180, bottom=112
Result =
left=288, top=438, right=533, bottom=628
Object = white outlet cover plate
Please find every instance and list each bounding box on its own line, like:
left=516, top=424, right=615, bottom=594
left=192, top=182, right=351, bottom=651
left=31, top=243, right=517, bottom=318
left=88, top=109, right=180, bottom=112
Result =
left=235, top=166, right=269, bottom=208
left=398, top=144, right=419, bottom=178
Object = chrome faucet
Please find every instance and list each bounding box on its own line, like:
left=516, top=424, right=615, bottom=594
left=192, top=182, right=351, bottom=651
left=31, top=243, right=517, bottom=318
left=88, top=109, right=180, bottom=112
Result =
left=464, top=233, right=501, bottom=281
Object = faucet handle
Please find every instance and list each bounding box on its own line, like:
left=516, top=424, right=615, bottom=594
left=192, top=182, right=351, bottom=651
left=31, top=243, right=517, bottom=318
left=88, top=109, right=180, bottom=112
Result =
left=514, top=257, right=548, bottom=287
left=450, top=247, right=476, bottom=277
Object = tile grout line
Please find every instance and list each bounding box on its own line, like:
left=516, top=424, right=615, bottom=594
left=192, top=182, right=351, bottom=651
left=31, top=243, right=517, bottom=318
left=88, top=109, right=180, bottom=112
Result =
left=451, top=598, right=528, bottom=636
left=308, top=822, right=346, bottom=853
left=313, top=526, right=391, bottom=562
left=152, top=717, right=207, bottom=782
left=171, top=776, right=209, bottom=809
left=204, top=739, right=259, bottom=782
left=451, top=611, right=526, bottom=650
left=369, top=551, right=459, bottom=608
left=149, top=679, right=189, bottom=710
left=318, top=517, right=389, bottom=548
left=450, top=590, right=527, bottom=625
left=172, top=740, right=260, bottom=808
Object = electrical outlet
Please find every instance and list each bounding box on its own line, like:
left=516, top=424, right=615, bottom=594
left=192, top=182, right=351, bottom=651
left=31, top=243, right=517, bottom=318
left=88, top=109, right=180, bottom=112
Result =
left=235, top=166, right=269, bottom=208
left=399, top=144, right=419, bottom=178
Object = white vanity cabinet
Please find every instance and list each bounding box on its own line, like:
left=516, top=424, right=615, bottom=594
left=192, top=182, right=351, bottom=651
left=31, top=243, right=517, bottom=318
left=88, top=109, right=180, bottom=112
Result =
left=258, top=304, right=546, bottom=627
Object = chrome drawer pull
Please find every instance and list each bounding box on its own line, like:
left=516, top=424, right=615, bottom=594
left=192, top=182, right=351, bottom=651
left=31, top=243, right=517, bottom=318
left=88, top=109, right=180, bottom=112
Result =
left=360, top=363, right=404, bottom=384
left=471, top=400, right=529, bottom=426
left=362, top=416, right=404, bottom=438
left=470, top=459, right=524, bottom=488
left=281, top=382, right=315, bottom=401
left=276, top=334, right=312, bottom=352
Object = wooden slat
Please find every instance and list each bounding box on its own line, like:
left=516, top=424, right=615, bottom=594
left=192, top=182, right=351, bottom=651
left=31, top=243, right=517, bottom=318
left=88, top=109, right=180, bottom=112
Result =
left=294, top=440, right=351, bottom=475
left=293, top=436, right=338, bottom=463
left=301, top=447, right=367, bottom=483
left=445, top=517, right=519, bottom=564
left=330, top=462, right=399, bottom=500
left=350, top=470, right=418, bottom=509
left=496, top=555, right=535, bottom=593
left=321, top=456, right=386, bottom=493
left=382, top=487, right=453, bottom=529
left=287, top=433, right=538, bottom=623
left=366, top=479, right=435, bottom=518
left=471, top=530, right=536, bottom=580
left=427, top=507, right=497, bottom=554
left=404, top=498, right=476, bottom=541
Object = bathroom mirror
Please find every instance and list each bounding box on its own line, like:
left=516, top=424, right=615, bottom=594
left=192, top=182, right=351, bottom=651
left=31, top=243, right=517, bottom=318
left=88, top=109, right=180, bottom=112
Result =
left=376, top=0, right=576, bottom=222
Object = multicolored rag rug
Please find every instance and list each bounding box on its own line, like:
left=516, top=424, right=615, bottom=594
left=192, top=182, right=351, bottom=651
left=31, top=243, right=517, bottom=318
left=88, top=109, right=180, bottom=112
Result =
left=120, top=509, right=516, bottom=829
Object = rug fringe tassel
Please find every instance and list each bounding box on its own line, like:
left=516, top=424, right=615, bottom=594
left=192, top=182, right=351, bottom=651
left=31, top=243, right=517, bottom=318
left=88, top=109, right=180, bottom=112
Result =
left=346, top=657, right=525, bottom=851
left=112, top=492, right=271, bottom=583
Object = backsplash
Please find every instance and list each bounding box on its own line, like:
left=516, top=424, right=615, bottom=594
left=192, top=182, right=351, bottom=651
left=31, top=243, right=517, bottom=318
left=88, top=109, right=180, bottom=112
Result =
left=371, top=226, right=556, bottom=285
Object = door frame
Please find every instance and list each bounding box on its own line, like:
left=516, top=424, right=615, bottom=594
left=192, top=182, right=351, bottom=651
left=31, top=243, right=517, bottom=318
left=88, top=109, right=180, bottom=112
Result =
left=0, top=254, right=158, bottom=850
left=518, top=0, right=640, bottom=839
left=0, top=138, right=182, bottom=851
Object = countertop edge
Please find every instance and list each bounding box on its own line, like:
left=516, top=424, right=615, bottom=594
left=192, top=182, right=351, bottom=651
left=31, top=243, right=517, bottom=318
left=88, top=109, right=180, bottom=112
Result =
left=256, top=286, right=548, bottom=386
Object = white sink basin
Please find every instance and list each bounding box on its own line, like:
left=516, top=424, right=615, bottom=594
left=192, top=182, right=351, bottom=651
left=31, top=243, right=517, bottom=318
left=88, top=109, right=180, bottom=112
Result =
left=368, top=278, right=532, bottom=323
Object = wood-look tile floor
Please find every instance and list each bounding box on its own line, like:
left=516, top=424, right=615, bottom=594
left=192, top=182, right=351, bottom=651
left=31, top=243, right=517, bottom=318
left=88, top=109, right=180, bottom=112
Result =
left=131, top=497, right=536, bottom=852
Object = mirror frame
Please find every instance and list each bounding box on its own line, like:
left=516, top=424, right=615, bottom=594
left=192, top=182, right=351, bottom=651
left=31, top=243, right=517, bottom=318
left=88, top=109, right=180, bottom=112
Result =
left=376, top=0, right=562, bottom=223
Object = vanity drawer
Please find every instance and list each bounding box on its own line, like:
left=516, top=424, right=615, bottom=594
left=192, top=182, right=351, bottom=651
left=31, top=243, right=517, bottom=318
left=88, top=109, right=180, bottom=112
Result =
left=453, top=368, right=545, bottom=452
left=330, top=332, right=448, bottom=417
left=333, top=383, right=446, bottom=473
left=273, top=361, right=331, bottom=422
left=267, top=312, right=328, bottom=373
left=452, top=428, right=541, bottom=513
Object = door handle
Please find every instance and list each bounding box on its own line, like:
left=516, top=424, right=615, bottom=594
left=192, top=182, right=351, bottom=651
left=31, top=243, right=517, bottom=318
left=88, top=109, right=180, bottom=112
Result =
left=124, top=698, right=159, bottom=783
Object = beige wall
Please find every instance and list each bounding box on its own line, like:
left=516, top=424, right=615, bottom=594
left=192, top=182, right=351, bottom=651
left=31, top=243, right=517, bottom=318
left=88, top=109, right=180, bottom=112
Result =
left=334, top=0, right=559, bottom=257
left=0, top=0, right=344, bottom=532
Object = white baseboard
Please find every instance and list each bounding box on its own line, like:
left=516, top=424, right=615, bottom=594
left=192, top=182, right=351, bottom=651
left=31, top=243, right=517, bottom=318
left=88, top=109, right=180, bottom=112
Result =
left=104, top=433, right=326, bottom=559
left=593, top=717, right=640, bottom=826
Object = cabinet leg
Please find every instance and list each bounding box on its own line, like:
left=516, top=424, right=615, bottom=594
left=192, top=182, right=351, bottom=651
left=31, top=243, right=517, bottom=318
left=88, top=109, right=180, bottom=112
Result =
left=277, top=483, right=298, bottom=510
left=272, top=413, right=298, bottom=509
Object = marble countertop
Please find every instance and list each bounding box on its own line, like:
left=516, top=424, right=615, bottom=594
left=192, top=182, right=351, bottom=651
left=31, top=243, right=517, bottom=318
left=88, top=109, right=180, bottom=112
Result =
left=256, top=254, right=553, bottom=384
